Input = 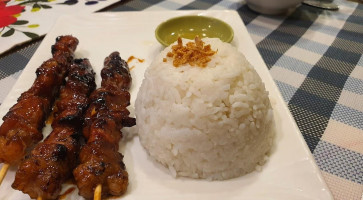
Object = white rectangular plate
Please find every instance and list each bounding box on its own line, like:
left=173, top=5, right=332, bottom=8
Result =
left=0, top=10, right=333, bottom=200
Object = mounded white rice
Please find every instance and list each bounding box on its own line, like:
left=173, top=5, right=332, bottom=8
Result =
left=135, top=38, right=274, bottom=180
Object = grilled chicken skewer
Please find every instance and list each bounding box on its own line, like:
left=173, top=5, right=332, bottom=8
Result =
left=73, top=52, right=135, bottom=199
left=12, top=59, right=96, bottom=199
left=0, top=36, right=78, bottom=183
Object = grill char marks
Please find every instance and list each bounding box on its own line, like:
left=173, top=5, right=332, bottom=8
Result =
left=0, top=35, right=78, bottom=165
left=73, top=52, right=135, bottom=199
left=101, top=51, right=132, bottom=91
left=12, top=58, right=96, bottom=200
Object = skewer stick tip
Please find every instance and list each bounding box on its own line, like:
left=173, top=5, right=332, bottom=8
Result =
left=37, top=196, right=42, bottom=200
left=94, top=184, right=102, bottom=200
left=0, top=163, right=9, bottom=185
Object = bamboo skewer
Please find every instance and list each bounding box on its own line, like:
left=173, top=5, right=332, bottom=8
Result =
left=94, top=184, right=102, bottom=200
left=0, top=164, right=9, bottom=185
left=37, top=196, right=42, bottom=200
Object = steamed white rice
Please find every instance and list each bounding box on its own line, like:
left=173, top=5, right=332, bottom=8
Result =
left=135, top=38, right=274, bottom=180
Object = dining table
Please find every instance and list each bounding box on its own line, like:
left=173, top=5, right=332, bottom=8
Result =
left=0, top=0, right=362, bottom=199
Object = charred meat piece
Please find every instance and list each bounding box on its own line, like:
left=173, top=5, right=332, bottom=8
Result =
left=73, top=52, right=135, bottom=199
left=0, top=35, right=78, bottom=165
left=74, top=141, right=128, bottom=198
left=12, top=59, right=95, bottom=200
left=52, top=35, right=79, bottom=66
left=101, top=51, right=132, bottom=90
left=52, top=59, right=96, bottom=128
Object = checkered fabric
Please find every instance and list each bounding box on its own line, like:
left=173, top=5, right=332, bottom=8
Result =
left=0, top=0, right=362, bottom=199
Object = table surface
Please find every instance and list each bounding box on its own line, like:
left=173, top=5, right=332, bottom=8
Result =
left=0, top=0, right=362, bottom=199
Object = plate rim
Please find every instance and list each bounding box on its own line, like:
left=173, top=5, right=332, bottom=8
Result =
left=0, top=10, right=333, bottom=200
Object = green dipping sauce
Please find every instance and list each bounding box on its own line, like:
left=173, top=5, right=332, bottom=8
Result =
left=155, top=15, right=234, bottom=46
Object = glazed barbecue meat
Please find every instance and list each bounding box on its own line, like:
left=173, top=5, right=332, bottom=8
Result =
left=101, top=52, right=132, bottom=90
left=0, top=35, right=78, bottom=165
left=12, top=59, right=96, bottom=199
left=73, top=52, right=135, bottom=199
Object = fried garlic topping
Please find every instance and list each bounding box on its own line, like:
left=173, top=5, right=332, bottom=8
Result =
left=164, top=37, right=216, bottom=67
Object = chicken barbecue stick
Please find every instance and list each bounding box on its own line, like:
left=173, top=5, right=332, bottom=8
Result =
left=73, top=52, right=135, bottom=199
left=12, top=59, right=96, bottom=199
left=0, top=35, right=78, bottom=165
